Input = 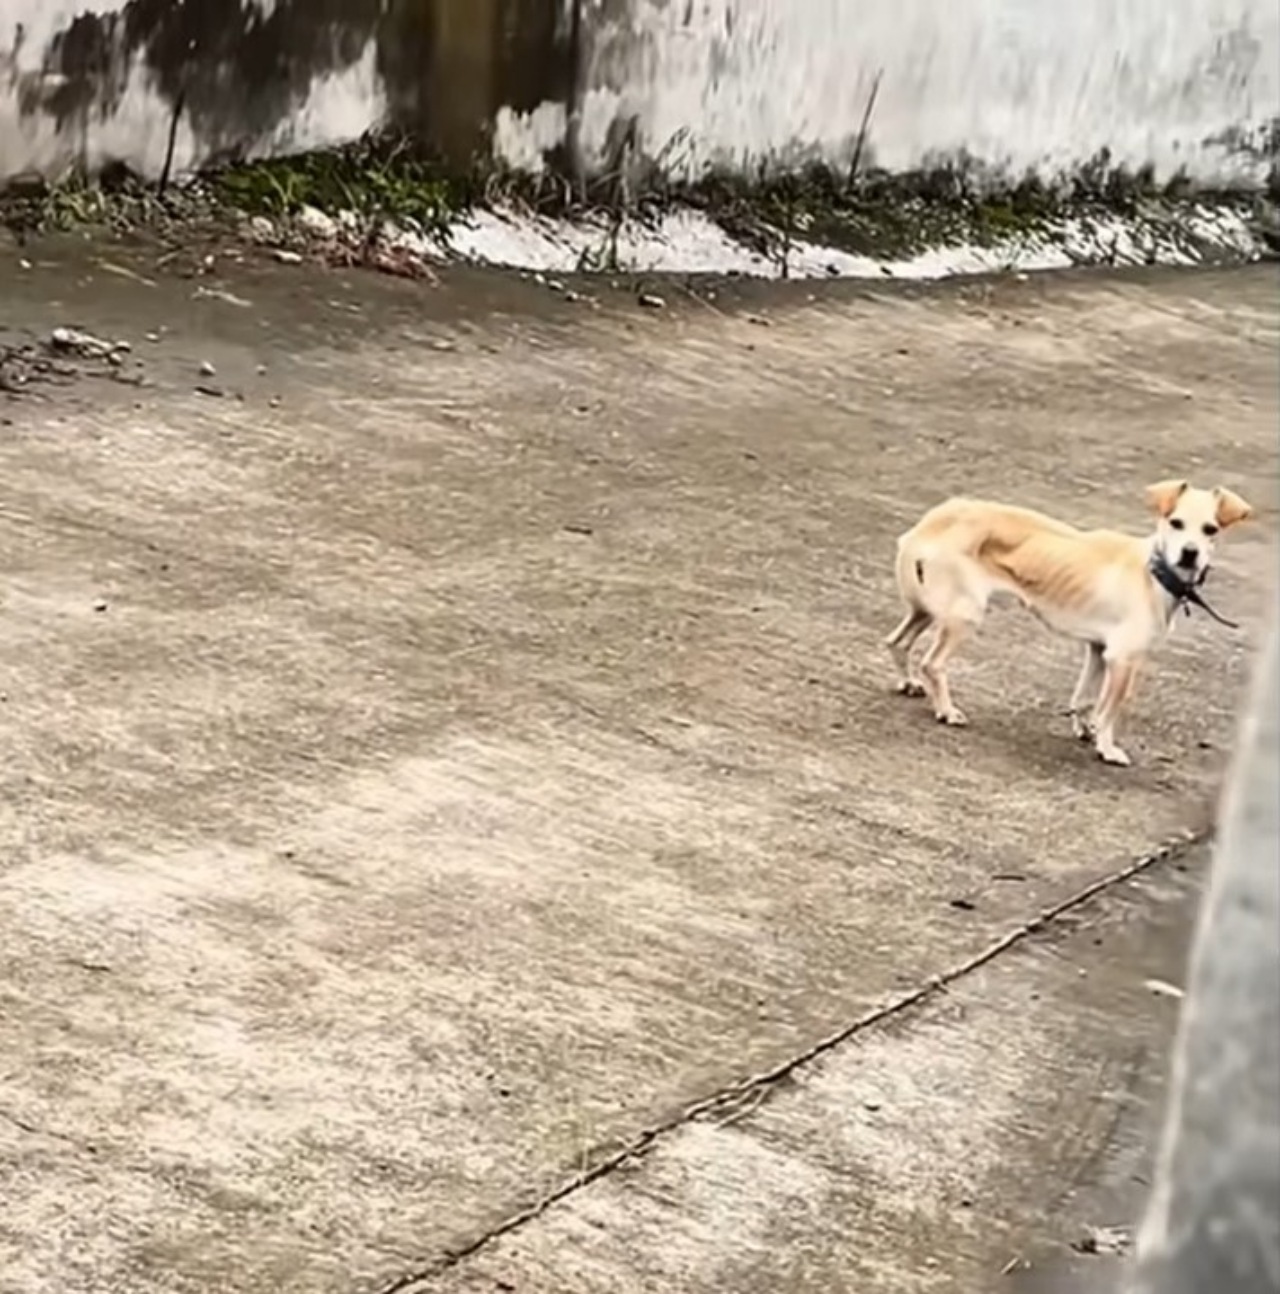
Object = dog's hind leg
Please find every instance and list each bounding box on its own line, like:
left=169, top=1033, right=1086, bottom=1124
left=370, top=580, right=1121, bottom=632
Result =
left=1067, top=642, right=1105, bottom=741
left=919, top=614, right=977, bottom=726
left=886, top=607, right=932, bottom=697
left=886, top=540, right=936, bottom=697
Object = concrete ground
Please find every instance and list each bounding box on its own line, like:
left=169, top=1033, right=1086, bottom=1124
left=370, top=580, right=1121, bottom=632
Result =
left=0, top=240, right=1275, bottom=1294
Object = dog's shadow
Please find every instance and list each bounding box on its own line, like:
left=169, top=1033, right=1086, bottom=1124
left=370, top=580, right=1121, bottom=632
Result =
left=886, top=689, right=1181, bottom=792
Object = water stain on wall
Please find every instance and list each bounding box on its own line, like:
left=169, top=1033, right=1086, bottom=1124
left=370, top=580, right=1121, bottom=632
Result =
left=16, top=1, right=385, bottom=161
left=2, top=0, right=1275, bottom=186
left=9, top=0, right=570, bottom=170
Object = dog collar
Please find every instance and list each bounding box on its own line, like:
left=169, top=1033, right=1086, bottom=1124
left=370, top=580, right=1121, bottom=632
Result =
left=1148, top=553, right=1239, bottom=629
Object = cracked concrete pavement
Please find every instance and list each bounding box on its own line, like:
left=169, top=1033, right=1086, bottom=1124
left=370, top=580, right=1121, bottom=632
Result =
left=0, top=242, right=1275, bottom=1294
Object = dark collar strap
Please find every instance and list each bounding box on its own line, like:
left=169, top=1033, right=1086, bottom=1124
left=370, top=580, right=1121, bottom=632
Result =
left=1149, top=554, right=1240, bottom=629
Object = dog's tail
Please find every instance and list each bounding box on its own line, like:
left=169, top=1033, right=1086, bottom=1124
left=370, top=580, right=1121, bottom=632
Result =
left=894, top=532, right=930, bottom=609
left=885, top=536, right=934, bottom=651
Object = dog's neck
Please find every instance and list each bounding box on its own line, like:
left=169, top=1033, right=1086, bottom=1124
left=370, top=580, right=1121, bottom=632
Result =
left=1147, top=543, right=1197, bottom=617
left=1145, top=538, right=1238, bottom=629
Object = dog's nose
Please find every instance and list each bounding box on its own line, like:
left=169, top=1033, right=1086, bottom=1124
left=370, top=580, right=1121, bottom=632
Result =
left=1178, top=544, right=1200, bottom=569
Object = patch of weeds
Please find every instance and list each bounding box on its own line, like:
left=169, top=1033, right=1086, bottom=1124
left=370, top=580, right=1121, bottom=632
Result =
left=0, top=130, right=471, bottom=243
left=0, top=125, right=1266, bottom=278
left=207, top=132, right=469, bottom=240
left=643, top=158, right=1064, bottom=269
left=1, top=161, right=219, bottom=244
left=1067, top=149, right=1161, bottom=213
left=475, top=142, right=1259, bottom=274
left=0, top=130, right=476, bottom=280
left=641, top=148, right=1255, bottom=271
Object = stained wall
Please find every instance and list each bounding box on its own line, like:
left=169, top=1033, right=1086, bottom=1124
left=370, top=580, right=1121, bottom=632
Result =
left=3, top=0, right=1276, bottom=188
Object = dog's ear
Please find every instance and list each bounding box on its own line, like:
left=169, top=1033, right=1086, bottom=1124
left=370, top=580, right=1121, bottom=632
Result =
left=1213, top=486, right=1253, bottom=529
left=1145, top=479, right=1189, bottom=517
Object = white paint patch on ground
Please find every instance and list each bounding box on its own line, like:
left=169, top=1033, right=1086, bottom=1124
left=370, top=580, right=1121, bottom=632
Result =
left=420, top=200, right=1268, bottom=282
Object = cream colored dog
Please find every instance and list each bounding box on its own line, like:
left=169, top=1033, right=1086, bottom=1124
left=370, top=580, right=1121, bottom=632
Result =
left=885, top=481, right=1253, bottom=765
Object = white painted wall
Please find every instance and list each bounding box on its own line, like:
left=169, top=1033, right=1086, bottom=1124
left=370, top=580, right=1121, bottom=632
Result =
left=561, top=0, right=1280, bottom=185
left=0, top=0, right=384, bottom=181
left=3, top=0, right=1277, bottom=188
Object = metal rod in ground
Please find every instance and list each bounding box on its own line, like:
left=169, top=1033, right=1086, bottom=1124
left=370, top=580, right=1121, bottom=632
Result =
left=847, top=68, right=883, bottom=190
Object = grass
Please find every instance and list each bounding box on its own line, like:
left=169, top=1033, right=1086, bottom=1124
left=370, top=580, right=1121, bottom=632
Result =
left=0, top=131, right=1263, bottom=276
left=207, top=134, right=467, bottom=239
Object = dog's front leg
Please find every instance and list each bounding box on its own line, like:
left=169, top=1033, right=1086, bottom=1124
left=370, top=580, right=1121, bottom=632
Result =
left=1068, top=642, right=1105, bottom=741
left=1092, top=656, right=1141, bottom=766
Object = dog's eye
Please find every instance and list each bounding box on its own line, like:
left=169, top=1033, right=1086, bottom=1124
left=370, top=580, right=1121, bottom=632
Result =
left=1169, top=518, right=1185, bottom=531
left=1202, top=523, right=1219, bottom=537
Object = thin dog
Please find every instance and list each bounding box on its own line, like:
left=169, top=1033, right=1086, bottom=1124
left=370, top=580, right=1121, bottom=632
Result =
left=885, top=480, right=1253, bottom=766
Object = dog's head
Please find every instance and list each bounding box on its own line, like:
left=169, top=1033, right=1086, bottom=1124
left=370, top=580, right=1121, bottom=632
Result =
left=1145, top=480, right=1253, bottom=581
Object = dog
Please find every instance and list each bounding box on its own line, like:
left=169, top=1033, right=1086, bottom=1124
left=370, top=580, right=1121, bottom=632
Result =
left=885, top=480, right=1253, bottom=766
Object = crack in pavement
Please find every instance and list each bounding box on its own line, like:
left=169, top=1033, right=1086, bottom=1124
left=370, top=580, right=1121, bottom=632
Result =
left=0, top=1106, right=96, bottom=1152
left=374, top=828, right=1205, bottom=1294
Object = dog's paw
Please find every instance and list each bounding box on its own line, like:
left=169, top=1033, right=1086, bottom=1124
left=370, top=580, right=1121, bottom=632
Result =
left=936, top=707, right=968, bottom=727
left=896, top=680, right=927, bottom=698
left=1097, top=744, right=1132, bottom=767
left=1071, top=716, right=1095, bottom=743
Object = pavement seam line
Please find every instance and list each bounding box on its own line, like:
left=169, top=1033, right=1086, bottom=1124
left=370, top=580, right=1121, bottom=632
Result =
left=374, top=827, right=1207, bottom=1293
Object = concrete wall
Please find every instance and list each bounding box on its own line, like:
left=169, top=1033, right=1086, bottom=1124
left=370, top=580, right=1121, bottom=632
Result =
left=1126, top=618, right=1280, bottom=1294
left=564, top=0, right=1280, bottom=186
left=2, top=0, right=388, bottom=181
left=0, top=0, right=571, bottom=183
left=3, top=0, right=1278, bottom=188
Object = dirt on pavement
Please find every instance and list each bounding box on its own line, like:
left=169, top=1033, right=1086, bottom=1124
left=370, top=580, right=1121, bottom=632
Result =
left=0, top=241, right=1275, bottom=1294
